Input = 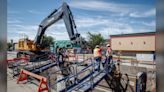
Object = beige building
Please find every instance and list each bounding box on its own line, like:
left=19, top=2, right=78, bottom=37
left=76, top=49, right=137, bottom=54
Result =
left=110, top=32, right=156, bottom=61
left=110, top=32, right=155, bottom=51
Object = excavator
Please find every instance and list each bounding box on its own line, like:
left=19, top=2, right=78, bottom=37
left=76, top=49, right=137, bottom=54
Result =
left=16, top=2, right=148, bottom=92
left=17, top=2, right=80, bottom=62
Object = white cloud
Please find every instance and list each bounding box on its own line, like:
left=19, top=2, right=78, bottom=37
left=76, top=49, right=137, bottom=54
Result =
left=8, top=19, right=22, bottom=24
left=129, top=8, right=155, bottom=18
left=69, top=1, right=155, bottom=18
left=130, top=20, right=156, bottom=27
left=75, top=17, right=109, bottom=27
left=8, top=10, right=20, bottom=14
left=8, top=15, right=155, bottom=42
left=75, top=16, right=155, bottom=39
left=8, top=24, right=38, bottom=42
left=69, top=1, right=136, bottom=13
left=7, top=0, right=155, bottom=43
left=8, top=8, right=155, bottom=42
left=28, top=10, right=46, bottom=15
left=69, top=0, right=154, bottom=17
left=94, top=24, right=134, bottom=38
left=142, top=21, right=156, bottom=27
left=46, top=31, right=70, bottom=40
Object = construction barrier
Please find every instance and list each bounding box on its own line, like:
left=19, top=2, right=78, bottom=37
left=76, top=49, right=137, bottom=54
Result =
left=7, top=57, right=29, bottom=68
left=7, top=57, right=29, bottom=63
left=17, top=69, right=49, bottom=92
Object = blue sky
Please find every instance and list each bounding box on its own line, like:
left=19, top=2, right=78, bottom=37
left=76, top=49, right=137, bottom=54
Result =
left=8, top=0, right=155, bottom=42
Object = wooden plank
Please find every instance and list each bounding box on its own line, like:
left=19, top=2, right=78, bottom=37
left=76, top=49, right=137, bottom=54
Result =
left=21, top=69, right=47, bottom=81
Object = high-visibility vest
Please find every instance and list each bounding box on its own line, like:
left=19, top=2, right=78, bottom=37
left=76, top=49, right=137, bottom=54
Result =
left=93, top=48, right=101, bottom=57
left=106, top=47, right=112, bottom=56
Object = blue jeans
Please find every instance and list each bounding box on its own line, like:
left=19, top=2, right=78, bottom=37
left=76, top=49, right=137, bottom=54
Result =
left=95, top=57, right=101, bottom=71
left=107, top=56, right=112, bottom=63
left=103, top=56, right=113, bottom=68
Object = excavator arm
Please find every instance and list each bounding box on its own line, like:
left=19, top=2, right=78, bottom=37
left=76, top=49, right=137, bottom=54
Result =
left=34, top=2, right=80, bottom=46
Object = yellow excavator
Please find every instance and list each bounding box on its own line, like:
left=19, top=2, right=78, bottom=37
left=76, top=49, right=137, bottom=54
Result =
left=17, top=2, right=80, bottom=62
left=18, top=38, right=40, bottom=51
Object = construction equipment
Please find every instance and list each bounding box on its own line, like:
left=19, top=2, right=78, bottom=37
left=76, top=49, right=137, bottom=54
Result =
left=17, top=2, right=80, bottom=61
left=13, top=2, right=149, bottom=92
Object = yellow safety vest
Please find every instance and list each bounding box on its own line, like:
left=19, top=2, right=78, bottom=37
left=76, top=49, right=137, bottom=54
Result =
left=93, top=48, right=101, bottom=57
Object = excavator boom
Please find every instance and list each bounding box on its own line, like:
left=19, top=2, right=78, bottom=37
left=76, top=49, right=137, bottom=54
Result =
left=34, top=2, right=80, bottom=46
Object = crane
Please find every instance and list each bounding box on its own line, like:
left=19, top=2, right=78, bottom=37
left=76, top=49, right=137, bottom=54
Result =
left=17, top=2, right=81, bottom=61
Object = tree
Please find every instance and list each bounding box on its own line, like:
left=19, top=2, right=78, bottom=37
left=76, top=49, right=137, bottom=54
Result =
left=41, top=35, right=55, bottom=48
left=87, top=32, right=105, bottom=49
left=79, top=37, right=89, bottom=49
left=7, top=42, right=12, bottom=50
left=7, top=39, right=14, bottom=50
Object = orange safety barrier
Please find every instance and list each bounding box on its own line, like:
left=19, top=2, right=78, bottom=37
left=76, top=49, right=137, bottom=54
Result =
left=14, top=57, right=29, bottom=61
left=7, top=57, right=29, bottom=62
left=17, top=69, right=49, bottom=92
left=7, top=59, right=14, bottom=62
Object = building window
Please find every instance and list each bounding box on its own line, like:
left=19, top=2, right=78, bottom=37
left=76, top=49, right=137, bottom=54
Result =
left=143, top=41, right=146, bottom=44
left=119, top=42, right=121, bottom=45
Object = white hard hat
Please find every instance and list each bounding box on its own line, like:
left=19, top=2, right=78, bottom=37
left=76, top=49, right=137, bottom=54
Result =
left=106, top=44, right=110, bottom=47
left=95, top=45, right=100, bottom=48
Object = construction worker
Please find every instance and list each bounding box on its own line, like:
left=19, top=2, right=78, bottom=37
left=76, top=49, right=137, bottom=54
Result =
left=105, top=44, right=113, bottom=65
left=57, top=48, right=71, bottom=77
left=93, top=45, right=102, bottom=71
left=57, top=48, right=64, bottom=64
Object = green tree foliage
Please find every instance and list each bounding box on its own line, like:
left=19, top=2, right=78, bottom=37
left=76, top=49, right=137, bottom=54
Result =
left=7, top=42, right=12, bottom=50
left=87, top=32, right=105, bottom=49
left=41, top=35, right=55, bottom=48
left=79, top=37, right=89, bottom=49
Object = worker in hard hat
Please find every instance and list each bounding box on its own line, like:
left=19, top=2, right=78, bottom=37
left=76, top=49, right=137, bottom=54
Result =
left=93, top=45, right=102, bottom=71
left=105, top=44, right=113, bottom=66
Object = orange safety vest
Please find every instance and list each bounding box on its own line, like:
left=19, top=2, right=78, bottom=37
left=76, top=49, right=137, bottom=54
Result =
left=93, top=48, right=101, bottom=57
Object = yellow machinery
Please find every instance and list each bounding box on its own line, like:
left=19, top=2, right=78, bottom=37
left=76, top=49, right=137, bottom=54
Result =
left=17, top=38, right=49, bottom=51
left=18, top=38, right=37, bottom=51
left=16, top=2, right=80, bottom=62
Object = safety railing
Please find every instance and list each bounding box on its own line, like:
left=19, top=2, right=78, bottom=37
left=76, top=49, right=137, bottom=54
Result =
left=8, top=56, right=57, bottom=78
left=71, top=69, right=104, bottom=91
left=64, top=67, right=93, bottom=92
left=7, top=57, right=29, bottom=77
left=7, top=57, right=29, bottom=67
left=49, top=61, right=95, bottom=92
left=67, top=63, right=113, bottom=92
left=15, top=58, right=93, bottom=91
left=46, top=65, right=75, bottom=88
left=74, top=58, right=93, bottom=74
